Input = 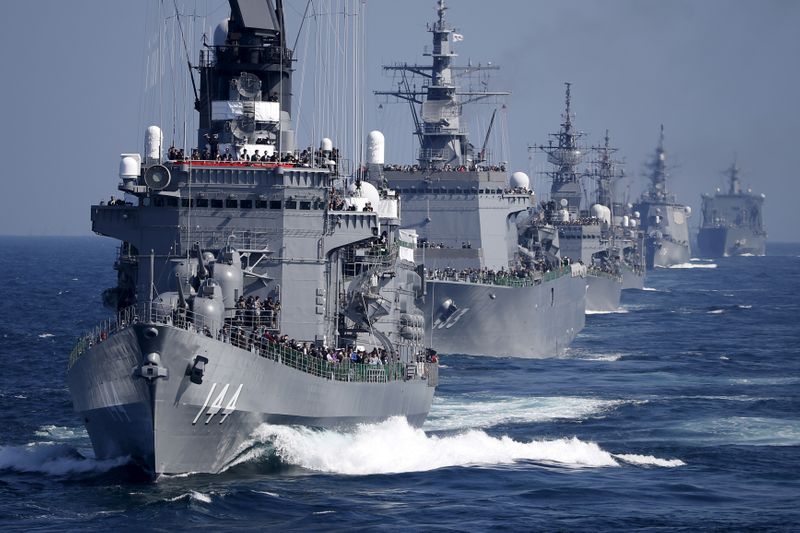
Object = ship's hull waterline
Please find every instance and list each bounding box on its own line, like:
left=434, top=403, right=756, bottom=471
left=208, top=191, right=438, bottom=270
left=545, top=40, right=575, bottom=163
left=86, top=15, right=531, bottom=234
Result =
left=646, top=237, right=691, bottom=269
left=68, top=324, right=435, bottom=476
left=585, top=274, right=623, bottom=312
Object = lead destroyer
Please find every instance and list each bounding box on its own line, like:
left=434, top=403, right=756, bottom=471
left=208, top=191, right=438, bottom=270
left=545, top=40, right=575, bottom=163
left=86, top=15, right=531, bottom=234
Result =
left=68, top=0, right=437, bottom=477
left=374, top=0, right=586, bottom=357
left=634, top=126, right=693, bottom=268
left=698, top=162, right=766, bottom=257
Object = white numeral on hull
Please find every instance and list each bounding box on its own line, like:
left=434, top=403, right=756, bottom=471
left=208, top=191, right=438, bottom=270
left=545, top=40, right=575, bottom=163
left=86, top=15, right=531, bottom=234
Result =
left=192, top=383, right=244, bottom=425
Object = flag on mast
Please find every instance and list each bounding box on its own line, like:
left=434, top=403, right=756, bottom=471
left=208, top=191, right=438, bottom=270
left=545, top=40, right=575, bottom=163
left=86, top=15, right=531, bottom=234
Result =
left=452, top=33, right=464, bottom=42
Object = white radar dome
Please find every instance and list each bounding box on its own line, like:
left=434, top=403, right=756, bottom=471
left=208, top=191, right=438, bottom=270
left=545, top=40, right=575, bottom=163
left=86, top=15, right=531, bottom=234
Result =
left=119, top=155, right=140, bottom=179
left=347, top=180, right=381, bottom=206
left=591, top=204, right=611, bottom=224
left=213, top=19, right=229, bottom=46
left=367, top=130, right=385, bottom=165
left=145, top=125, right=163, bottom=161
left=320, top=137, right=333, bottom=152
left=509, top=171, right=530, bottom=190
left=684, top=206, right=692, bottom=216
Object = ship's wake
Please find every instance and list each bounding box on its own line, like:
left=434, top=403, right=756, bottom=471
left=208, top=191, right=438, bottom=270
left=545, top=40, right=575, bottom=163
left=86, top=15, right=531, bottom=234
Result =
left=0, top=442, right=129, bottom=477
left=667, top=262, right=718, bottom=269
left=233, top=417, right=683, bottom=475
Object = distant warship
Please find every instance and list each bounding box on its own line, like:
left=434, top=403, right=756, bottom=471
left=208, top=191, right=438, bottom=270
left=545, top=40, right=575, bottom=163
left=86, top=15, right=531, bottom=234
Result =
left=698, top=163, right=766, bottom=257
left=589, top=132, right=645, bottom=290
left=634, top=126, right=693, bottom=268
left=529, top=84, right=623, bottom=312
left=68, top=0, right=437, bottom=478
left=374, top=0, right=586, bottom=357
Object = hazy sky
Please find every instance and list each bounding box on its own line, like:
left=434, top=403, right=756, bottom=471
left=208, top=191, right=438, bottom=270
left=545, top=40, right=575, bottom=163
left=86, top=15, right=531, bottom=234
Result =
left=1, top=0, right=798, bottom=240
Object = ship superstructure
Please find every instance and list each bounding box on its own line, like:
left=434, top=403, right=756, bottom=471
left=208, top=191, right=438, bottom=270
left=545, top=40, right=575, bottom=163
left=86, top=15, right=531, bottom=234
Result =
left=633, top=125, right=693, bottom=268
left=374, top=0, right=586, bottom=357
left=698, top=163, right=766, bottom=256
left=528, top=84, right=623, bottom=312
left=68, top=0, right=437, bottom=478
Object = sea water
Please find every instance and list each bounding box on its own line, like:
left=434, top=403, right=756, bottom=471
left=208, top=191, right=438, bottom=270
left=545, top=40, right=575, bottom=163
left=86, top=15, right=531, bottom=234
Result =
left=1, top=237, right=798, bottom=530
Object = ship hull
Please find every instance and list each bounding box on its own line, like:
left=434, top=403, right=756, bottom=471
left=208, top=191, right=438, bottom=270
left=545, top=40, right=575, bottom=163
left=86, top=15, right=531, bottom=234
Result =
left=697, top=227, right=766, bottom=257
left=421, top=273, right=586, bottom=358
left=68, top=324, right=435, bottom=476
left=620, top=263, right=645, bottom=291
left=585, top=274, right=622, bottom=312
left=646, top=237, right=691, bottom=269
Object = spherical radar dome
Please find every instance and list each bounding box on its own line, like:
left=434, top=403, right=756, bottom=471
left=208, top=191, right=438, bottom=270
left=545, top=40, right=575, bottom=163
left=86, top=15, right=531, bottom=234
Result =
left=509, top=171, right=530, bottom=190
left=347, top=180, right=381, bottom=206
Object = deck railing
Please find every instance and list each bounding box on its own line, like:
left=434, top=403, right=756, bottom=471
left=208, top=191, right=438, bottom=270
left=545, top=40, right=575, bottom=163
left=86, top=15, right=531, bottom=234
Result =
left=69, top=303, right=437, bottom=387
left=426, top=265, right=571, bottom=288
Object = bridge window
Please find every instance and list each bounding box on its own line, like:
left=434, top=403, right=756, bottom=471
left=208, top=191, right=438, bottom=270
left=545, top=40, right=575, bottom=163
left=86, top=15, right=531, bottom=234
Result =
left=211, top=199, right=223, bottom=208
left=269, top=200, right=282, bottom=209
left=300, top=201, right=311, bottom=210
left=196, top=198, right=209, bottom=208
left=240, top=199, right=253, bottom=209
left=226, top=199, right=238, bottom=208
left=285, top=200, right=297, bottom=209
left=256, top=200, right=268, bottom=208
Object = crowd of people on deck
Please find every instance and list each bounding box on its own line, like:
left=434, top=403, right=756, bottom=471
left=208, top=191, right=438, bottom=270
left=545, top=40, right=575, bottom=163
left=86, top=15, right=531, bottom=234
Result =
left=166, top=144, right=341, bottom=168
left=425, top=261, right=564, bottom=285
left=382, top=163, right=506, bottom=173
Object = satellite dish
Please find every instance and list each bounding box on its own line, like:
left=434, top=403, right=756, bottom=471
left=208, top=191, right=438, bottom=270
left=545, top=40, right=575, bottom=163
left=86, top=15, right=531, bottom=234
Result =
left=144, top=164, right=171, bottom=190
left=229, top=116, right=256, bottom=141
left=235, top=72, right=262, bottom=100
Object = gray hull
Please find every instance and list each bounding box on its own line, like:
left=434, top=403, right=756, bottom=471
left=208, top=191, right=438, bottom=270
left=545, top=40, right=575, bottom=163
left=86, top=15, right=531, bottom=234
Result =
left=422, top=272, right=586, bottom=358
left=647, top=237, right=691, bottom=269
left=585, top=273, right=622, bottom=312
left=697, top=227, right=766, bottom=257
left=620, top=263, right=645, bottom=291
left=68, top=324, right=435, bottom=476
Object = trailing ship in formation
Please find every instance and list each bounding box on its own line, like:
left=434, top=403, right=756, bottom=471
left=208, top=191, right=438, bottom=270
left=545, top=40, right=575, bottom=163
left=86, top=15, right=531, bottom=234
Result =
left=374, top=0, right=586, bottom=357
left=634, top=126, right=693, bottom=269
left=589, top=131, right=646, bottom=291
left=68, top=0, right=437, bottom=478
left=698, top=163, right=766, bottom=257
left=528, top=84, right=623, bottom=312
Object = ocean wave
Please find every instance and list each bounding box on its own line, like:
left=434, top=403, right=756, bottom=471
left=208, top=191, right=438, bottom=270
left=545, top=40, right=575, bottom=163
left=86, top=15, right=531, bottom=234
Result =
left=642, top=287, right=661, bottom=292
left=707, top=309, right=725, bottom=314
left=38, top=333, right=55, bottom=338
left=586, top=308, right=629, bottom=315
left=165, top=491, right=213, bottom=504
left=34, top=425, right=88, bottom=441
left=425, top=395, right=629, bottom=431
left=668, top=262, right=718, bottom=269
left=680, top=417, right=800, bottom=446
left=613, top=453, right=685, bottom=467
left=0, top=442, right=129, bottom=476
left=240, top=418, right=681, bottom=475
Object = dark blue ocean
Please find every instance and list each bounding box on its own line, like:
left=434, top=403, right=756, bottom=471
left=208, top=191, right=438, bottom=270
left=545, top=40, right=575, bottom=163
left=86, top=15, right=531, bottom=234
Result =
left=1, top=236, right=798, bottom=531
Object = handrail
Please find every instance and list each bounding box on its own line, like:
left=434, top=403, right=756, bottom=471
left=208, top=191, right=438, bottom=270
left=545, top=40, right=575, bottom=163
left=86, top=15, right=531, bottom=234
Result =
left=68, top=303, right=437, bottom=386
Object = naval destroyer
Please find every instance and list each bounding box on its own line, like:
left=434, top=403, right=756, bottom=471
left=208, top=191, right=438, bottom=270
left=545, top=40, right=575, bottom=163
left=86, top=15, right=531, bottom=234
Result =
left=589, top=132, right=645, bottom=290
left=698, top=163, right=766, bottom=257
left=634, top=125, right=693, bottom=268
left=374, top=0, right=586, bottom=357
left=68, top=0, right=437, bottom=477
left=529, top=84, right=623, bottom=312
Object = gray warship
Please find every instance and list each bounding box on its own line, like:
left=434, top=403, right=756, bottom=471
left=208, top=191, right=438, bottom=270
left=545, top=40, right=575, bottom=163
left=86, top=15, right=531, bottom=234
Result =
left=634, top=126, right=693, bottom=268
left=589, top=132, right=645, bottom=290
left=67, top=0, right=437, bottom=478
left=698, top=162, right=766, bottom=257
left=529, top=84, right=623, bottom=312
left=373, top=0, right=586, bottom=357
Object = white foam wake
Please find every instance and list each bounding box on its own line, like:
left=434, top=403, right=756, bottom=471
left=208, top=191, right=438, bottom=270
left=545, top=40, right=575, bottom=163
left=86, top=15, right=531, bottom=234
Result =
left=0, top=442, right=128, bottom=476
left=642, top=287, right=660, bottom=292
left=34, top=425, right=88, bottom=441
left=668, top=262, right=717, bottom=269
left=38, top=333, right=55, bottom=339
left=586, top=308, right=629, bottom=315
left=165, top=491, right=213, bottom=504
left=243, top=418, right=682, bottom=475
left=613, top=453, right=685, bottom=467
left=425, top=395, right=628, bottom=431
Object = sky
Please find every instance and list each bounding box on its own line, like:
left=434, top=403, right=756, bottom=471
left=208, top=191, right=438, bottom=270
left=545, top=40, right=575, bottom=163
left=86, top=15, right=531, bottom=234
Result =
left=1, top=0, right=798, bottom=240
